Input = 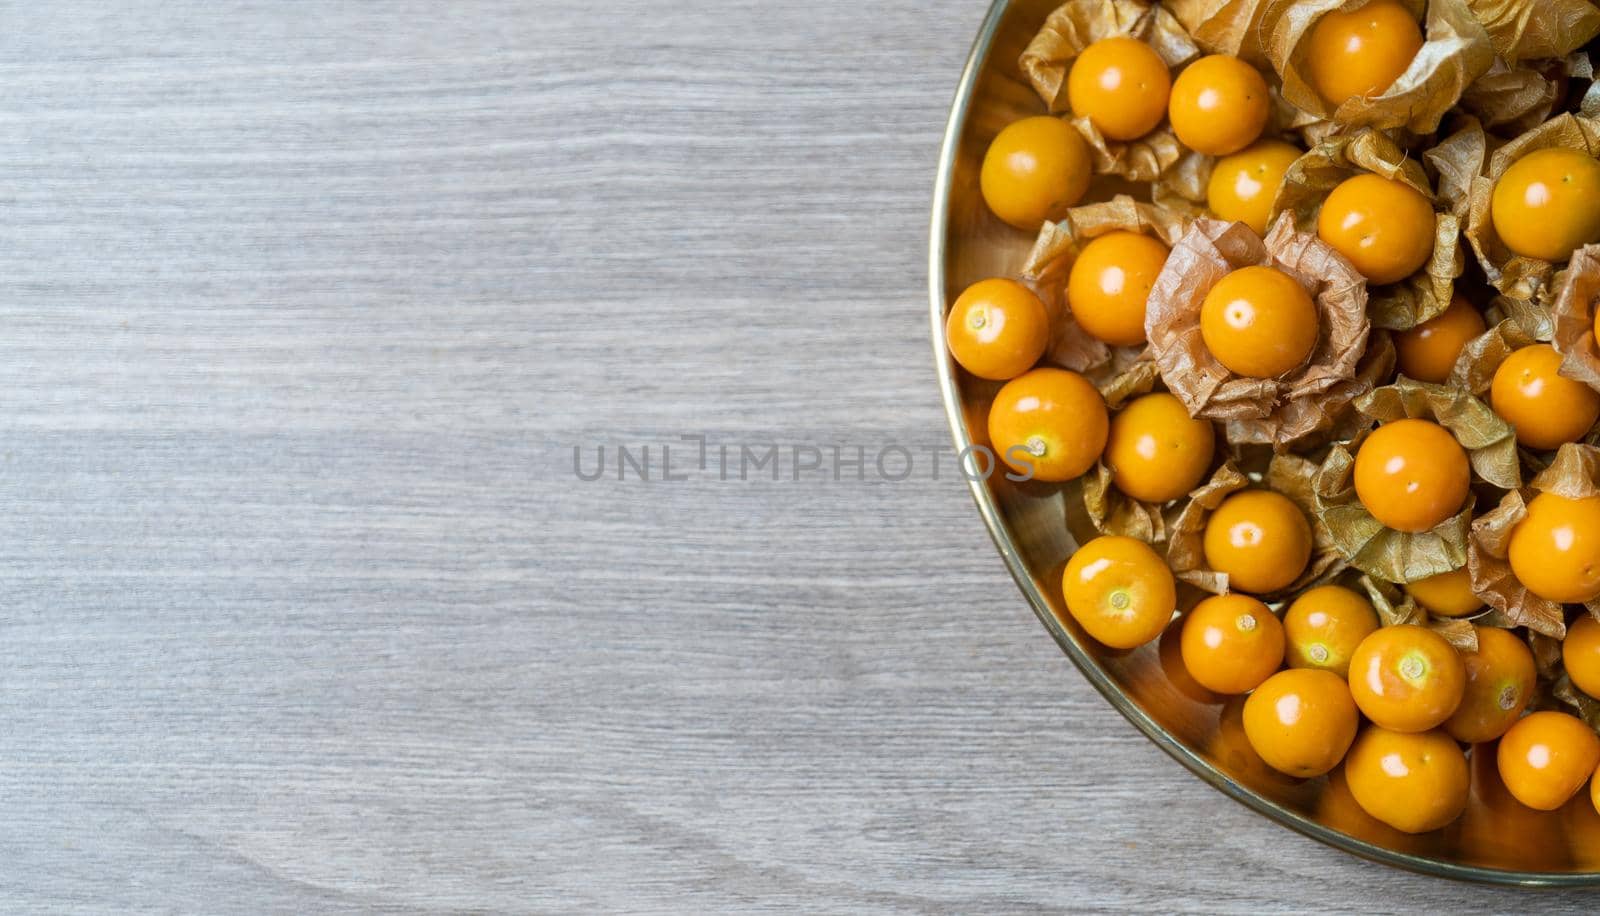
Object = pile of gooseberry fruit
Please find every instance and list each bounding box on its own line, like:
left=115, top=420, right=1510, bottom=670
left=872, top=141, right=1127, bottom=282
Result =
left=948, top=0, right=1600, bottom=836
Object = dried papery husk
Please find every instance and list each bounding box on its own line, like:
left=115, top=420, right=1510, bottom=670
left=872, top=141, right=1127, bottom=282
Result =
left=1460, top=54, right=1592, bottom=136
left=1551, top=244, right=1600, bottom=393
left=1464, top=0, right=1600, bottom=65
left=1425, top=115, right=1492, bottom=220
left=1469, top=443, right=1600, bottom=638
left=1448, top=315, right=1538, bottom=395
left=1078, top=359, right=1174, bottom=542
left=1146, top=216, right=1372, bottom=449
left=1164, top=0, right=1276, bottom=66
left=1020, top=0, right=1201, bottom=183
left=1464, top=113, right=1600, bottom=301
left=1270, top=129, right=1463, bottom=330
left=1020, top=195, right=1192, bottom=374
left=1166, top=455, right=1343, bottom=597
left=1223, top=334, right=1395, bottom=450
left=1529, top=630, right=1563, bottom=679
left=1269, top=0, right=1494, bottom=134
left=1552, top=673, right=1600, bottom=731
left=1360, top=573, right=1482, bottom=650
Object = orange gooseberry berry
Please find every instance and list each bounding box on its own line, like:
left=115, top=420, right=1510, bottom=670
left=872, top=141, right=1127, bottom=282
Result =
left=1208, top=140, right=1301, bottom=235
left=1061, top=535, right=1177, bottom=649
left=1497, top=710, right=1600, bottom=811
left=1491, top=148, right=1600, bottom=262
left=1104, top=392, right=1215, bottom=503
left=1066, top=231, right=1170, bottom=346
left=945, top=279, right=1050, bottom=380
left=1283, top=584, right=1380, bottom=678
left=1067, top=37, right=1171, bottom=142
left=1490, top=344, right=1600, bottom=450
left=980, top=116, right=1092, bottom=231
left=1564, top=613, right=1600, bottom=699
left=1443, top=626, right=1535, bottom=744
left=1594, top=298, right=1600, bottom=354
left=1202, top=489, right=1312, bottom=594
left=1348, top=624, right=1466, bottom=733
left=1199, top=266, right=1319, bottom=378
left=1404, top=567, right=1483, bottom=618
left=1344, top=726, right=1469, bottom=834
left=1211, top=695, right=1300, bottom=790
left=1316, top=173, right=1435, bottom=285
left=1167, top=54, right=1270, bottom=156
left=1395, top=295, right=1485, bottom=383
left=1352, top=419, right=1470, bottom=533
left=1507, top=492, right=1600, bottom=604
left=988, top=368, right=1109, bottom=483
left=1243, top=668, right=1360, bottom=778
left=1305, top=1, right=1423, bottom=108
left=1180, top=593, right=1286, bottom=694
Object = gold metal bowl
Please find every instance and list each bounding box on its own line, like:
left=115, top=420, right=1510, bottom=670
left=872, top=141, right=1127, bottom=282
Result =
left=928, top=0, right=1600, bottom=885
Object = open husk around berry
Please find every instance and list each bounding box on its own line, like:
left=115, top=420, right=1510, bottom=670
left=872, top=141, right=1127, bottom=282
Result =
left=1358, top=573, right=1480, bottom=651
left=1076, top=359, right=1180, bottom=542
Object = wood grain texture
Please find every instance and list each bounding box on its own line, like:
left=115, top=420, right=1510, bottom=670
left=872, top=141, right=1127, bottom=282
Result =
left=0, top=1, right=1593, bottom=911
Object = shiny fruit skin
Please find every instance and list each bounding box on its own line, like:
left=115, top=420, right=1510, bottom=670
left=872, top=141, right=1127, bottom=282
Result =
left=1180, top=593, right=1286, bottom=694
left=1497, top=711, right=1600, bottom=811
left=1491, top=148, right=1600, bottom=262
left=1490, top=344, right=1600, bottom=450
left=1104, top=392, right=1215, bottom=503
left=1564, top=613, right=1600, bottom=699
left=980, top=116, right=1092, bottom=231
left=1062, top=535, right=1177, bottom=649
left=1443, top=626, right=1536, bottom=744
left=1199, top=266, right=1320, bottom=378
left=1067, top=37, right=1172, bottom=142
left=1283, top=584, right=1380, bottom=679
left=1305, top=1, right=1424, bottom=107
left=1348, top=624, right=1466, bottom=733
left=1202, top=489, right=1313, bottom=594
left=1395, top=295, right=1485, bottom=383
left=1507, top=492, right=1600, bottom=604
left=945, top=279, right=1050, bottom=380
left=988, top=368, right=1109, bottom=482
left=1316, top=173, right=1436, bottom=285
left=1404, top=567, right=1482, bottom=618
left=1344, top=726, right=1468, bottom=834
left=1066, top=231, right=1170, bottom=347
left=1168, top=54, right=1270, bottom=156
left=1208, top=140, right=1301, bottom=235
left=1243, top=668, right=1360, bottom=778
left=1352, top=419, right=1471, bottom=533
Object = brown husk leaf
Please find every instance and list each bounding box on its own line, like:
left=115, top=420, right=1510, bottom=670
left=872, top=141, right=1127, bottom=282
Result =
left=1464, top=0, right=1600, bottom=65
left=1448, top=315, right=1538, bottom=395
left=1460, top=55, right=1590, bottom=136
left=1469, top=443, right=1600, bottom=638
left=1425, top=115, right=1492, bottom=220
left=1164, top=0, right=1276, bottom=66
left=1464, top=113, right=1600, bottom=301
left=1354, top=567, right=1481, bottom=650
left=1147, top=216, right=1374, bottom=450
left=1553, top=673, right=1600, bottom=730
left=1551, top=244, right=1600, bottom=393
left=1270, top=129, right=1462, bottom=329
left=1020, top=0, right=1202, bottom=183
left=1269, top=0, right=1494, bottom=134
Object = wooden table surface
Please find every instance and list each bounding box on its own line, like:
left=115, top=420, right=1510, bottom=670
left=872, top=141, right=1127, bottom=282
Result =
left=3, top=1, right=1595, bottom=911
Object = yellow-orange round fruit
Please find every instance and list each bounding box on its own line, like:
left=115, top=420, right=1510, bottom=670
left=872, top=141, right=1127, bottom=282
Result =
left=1208, top=140, right=1301, bottom=235
left=1404, top=567, right=1482, bottom=619
left=1594, top=300, right=1600, bottom=354
left=1395, top=295, right=1485, bottom=383
left=1348, top=624, right=1466, bottom=733
left=1508, top=492, right=1600, bottom=604
left=1316, top=173, right=1436, bottom=285
left=1283, top=584, right=1380, bottom=679
left=1066, top=231, right=1170, bottom=346
left=1490, top=344, right=1600, bottom=450
left=1491, top=148, right=1600, bottom=262
left=1167, top=54, right=1270, bottom=156
left=1199, top=266, right=1319, bottom=378
left=1564, top=613, right=1600, bottom=699
left=1104, top=392, right=1215, bottom=503
left=980, top=116, right=1092, bottom=231
left=1344, top=726, right=1468, bottom=834
left=945, top=279, right=1050, bottom=381
left=1443, top=626, right=1536, bottom=744
left=1202, top=489, right=1313, bottom=594
left=988, top=368, right=1109, bottom=483
left=1180, top=593, right=1286, bottom=694
left=1305, top=1, right=1423, bottom=107
left=1497, top=711, right=1600, bottom=811
left=1243, top=668, right=1360, bottom=778
left=1062, top=535, right=1177, bottom=649
left=1067, top=37, right=1171, bottom=142
left=1352, top=419, right=1470, bottom=533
